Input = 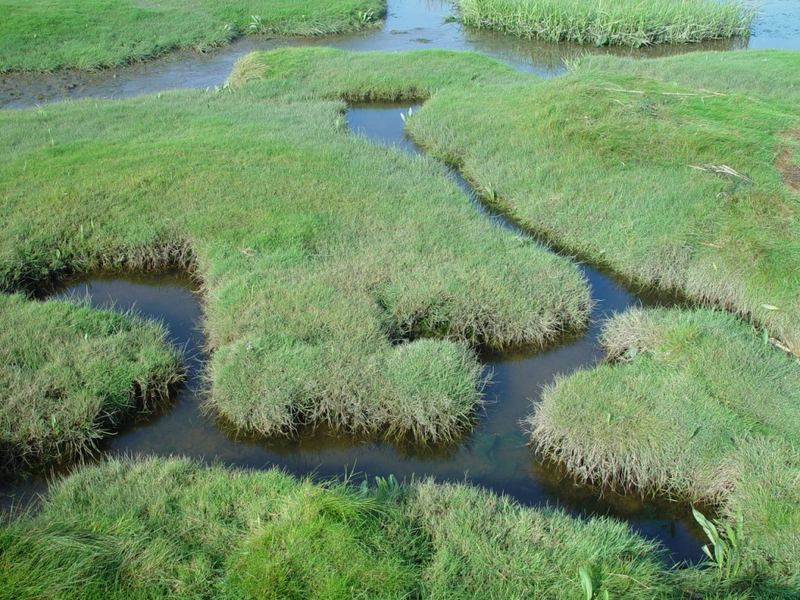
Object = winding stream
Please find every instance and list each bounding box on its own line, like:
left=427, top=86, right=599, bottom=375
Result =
left=2, top=0, right=799, bottom=568
left=3, top=104, right=705, bottom=565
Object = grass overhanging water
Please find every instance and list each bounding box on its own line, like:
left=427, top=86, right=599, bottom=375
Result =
left=0, top=456, right=673, bottom=599
left=0, top=294, right=181, bottom=471
left=0, top=49, right=591, bottom=445
left=0, top=16, right=799, bottom=595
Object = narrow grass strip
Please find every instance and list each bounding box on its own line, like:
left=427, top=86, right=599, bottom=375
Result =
left=455, top=0, right=755, bottom=47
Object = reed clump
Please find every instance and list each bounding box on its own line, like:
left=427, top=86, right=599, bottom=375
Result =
left=455, top=0, right=755, bottom=46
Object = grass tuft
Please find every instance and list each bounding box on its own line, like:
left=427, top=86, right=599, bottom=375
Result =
left=0, top=294, right=182, bottom=470
left=528, top=308, right=800, bottom=594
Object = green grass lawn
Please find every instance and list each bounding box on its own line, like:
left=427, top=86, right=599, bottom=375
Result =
left=0, top=294, right=181, bottom=470
left=0, top=50, right=589, bottom=443
left=529, top=308, right=800, bottom=596
left=454, top=0, right=754, bottom=46
left=402, top=49, right=800, bottom=356
left=0, top=0, right=385, bottom=72
left=0, top=456, right=671, bottom=599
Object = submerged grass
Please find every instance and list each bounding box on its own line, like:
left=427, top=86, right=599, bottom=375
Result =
left=0, top=49, right=589, bottom=443
left=0, top=456, right=671, bottom=599
left=0, top=0, right=385, bottom=72
left=528, top=308, right=800, bottom=595
left=455, top=0, right=755, bottom=46
left=0, top=294, right=181, bottom=470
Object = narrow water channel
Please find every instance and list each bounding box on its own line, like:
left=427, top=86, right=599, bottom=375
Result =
left=1, top=0, right=796, bottom=108
left=4, top=0, right=798, bottom=570
left=1, top=103, right=710, bottom=566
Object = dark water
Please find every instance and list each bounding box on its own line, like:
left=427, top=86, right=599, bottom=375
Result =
left=1, top=0, right=797, bottom=108
left=1, top=102, right=709, bottom=565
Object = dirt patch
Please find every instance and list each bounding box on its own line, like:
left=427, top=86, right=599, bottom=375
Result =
left=777, top=131, right=800, bottom=192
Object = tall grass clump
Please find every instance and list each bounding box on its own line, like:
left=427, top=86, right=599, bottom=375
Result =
left=0, top=456, right=673, bottom=599
left=455, top=0, right=755, bottom=46
left=0, top=50, right=589, bottom=443
left=0, top=294, right=181, bottom=471
left=528, top=307, right=800, bottom=594
left=0, top=0, right=386, bottom=72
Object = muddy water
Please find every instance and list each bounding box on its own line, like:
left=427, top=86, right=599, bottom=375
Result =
left=2, top=0, right=797, bottom=108
left=1, top=103, right=708, bottom=565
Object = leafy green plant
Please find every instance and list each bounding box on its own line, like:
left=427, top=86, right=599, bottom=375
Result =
left=692, top=506, right=744, bottom=579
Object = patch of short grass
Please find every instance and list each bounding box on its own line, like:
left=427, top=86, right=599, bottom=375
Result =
left=0, top=0, right=386, bottom=72
left=0, top=456, right=672, bottom=599
left=0, top=50, right=589, bottom=442
left=455, top=0, right=755, bottom=46
left=222, top=483, right=423, bottom=600
left=0, top=294, right=181, bottom=470
left=405, top=49, right=800, bottom=355
left=528, top=307, right=800, bottom=594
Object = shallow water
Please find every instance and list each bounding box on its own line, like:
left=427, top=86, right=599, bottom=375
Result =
left=1, top=0, right=796, bottom=108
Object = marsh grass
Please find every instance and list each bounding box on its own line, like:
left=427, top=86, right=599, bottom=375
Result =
left=404, top=50, right=800, bottom=355
left=455, top=0, right=755, bottom=46
left=528, top=308, right=800, bottom=594
left=0, top=0, right=386, bottom=72
left=0, top=294, right=182, bottom=470
left=0, top=456, right=673, bottom=599
left=1, top=50, right=589, bottom=443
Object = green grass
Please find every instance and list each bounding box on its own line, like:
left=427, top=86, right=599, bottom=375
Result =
left=528, top=308, right=800, bottom=595
left=239, top=48, right=800, bottom=355
left=0, top=456, right=671, bottom=599
left=455, top=0, right=755, bottom=46
left=0, top=49, right=589, bottom=443
left=0, top=294, right=181, bottom=470
left=227, top=46, right=529, bottom=97
left=404, top=49, right=800, bottom=355
left=0, top=0, right=386, bottom=72
left=574, top=50, right=800, bottom=103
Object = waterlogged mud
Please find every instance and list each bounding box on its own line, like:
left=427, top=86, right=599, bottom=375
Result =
left=7, top=0, right=799, bottom=108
